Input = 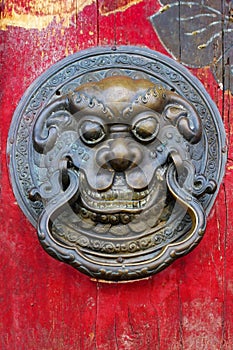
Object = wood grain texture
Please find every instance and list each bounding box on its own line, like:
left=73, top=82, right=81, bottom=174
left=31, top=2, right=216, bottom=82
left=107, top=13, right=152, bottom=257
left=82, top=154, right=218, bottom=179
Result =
left=0, top=0, right=232, bottom=349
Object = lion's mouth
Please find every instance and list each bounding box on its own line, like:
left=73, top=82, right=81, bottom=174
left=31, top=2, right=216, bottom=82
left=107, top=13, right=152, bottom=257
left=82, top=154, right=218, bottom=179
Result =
left=78, top=171, right=164, bottom=215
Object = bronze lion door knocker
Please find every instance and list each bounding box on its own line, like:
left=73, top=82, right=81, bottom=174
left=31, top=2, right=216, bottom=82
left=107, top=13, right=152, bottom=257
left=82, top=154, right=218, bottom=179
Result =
left=8, top=47, right=226, bottom=281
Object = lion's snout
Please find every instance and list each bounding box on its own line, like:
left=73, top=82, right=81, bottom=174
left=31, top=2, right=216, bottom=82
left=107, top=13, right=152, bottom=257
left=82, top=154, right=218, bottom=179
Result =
left=96, top=137, right=143, bottom=173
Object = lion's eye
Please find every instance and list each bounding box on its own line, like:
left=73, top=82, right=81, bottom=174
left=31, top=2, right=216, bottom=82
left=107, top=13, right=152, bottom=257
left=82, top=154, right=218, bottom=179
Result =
left=80, top=120, right=105, bottom=144
left=132, top=117, right=159, bottom=142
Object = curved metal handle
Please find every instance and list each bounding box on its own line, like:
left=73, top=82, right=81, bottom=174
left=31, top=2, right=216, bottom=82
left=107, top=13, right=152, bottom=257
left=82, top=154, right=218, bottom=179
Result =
left=38, top=169, right=79, bottom=242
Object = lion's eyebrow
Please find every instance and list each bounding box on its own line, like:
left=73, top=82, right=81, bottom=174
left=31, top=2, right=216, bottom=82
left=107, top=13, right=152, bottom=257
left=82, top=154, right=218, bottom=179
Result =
left=122, top=86, right=167, bottom=118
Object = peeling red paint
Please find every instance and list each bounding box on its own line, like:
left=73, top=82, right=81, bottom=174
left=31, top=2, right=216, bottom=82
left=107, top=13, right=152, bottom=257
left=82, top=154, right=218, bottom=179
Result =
left=99, top=0, right=144, bottom=15
left=1, top=0, right=232, bottom=349
left=0, top=0, right=95, bottom=30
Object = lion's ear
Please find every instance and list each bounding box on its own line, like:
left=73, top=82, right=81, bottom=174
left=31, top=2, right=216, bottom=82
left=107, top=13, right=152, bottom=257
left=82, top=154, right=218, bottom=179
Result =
left=163, top=93, right=202, bottom=144
left=33, top=96, right=72, bottom=154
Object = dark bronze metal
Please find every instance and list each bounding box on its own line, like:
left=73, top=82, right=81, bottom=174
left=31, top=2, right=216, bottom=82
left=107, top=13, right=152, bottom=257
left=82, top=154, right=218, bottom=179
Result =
left=7, top=46, right=226, bottom=282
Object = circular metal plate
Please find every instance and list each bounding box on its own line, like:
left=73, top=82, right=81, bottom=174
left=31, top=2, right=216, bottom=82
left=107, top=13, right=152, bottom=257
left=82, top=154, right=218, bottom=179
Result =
left=8, top=46, right=226, bottom=281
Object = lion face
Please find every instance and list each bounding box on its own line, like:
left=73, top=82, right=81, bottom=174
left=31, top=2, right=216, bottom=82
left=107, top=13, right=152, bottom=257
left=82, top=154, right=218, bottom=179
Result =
left=64, top=76, right=201, bottom=225
left=33, top=75, right=202, bottom=231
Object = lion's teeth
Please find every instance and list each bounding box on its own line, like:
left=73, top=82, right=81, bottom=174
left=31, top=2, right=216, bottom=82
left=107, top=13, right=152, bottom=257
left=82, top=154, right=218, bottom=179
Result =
left=84, top=187, right=150, bottom=201
left=141, top=199, right=146, bottom=206
left=81, top=178, right=152, bottom=211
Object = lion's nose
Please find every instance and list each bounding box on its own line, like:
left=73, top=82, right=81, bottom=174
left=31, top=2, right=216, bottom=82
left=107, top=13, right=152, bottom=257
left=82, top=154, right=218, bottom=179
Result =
left=109, top=139, right=132, bottom=171
left=97, top=138, right=143, bottom=172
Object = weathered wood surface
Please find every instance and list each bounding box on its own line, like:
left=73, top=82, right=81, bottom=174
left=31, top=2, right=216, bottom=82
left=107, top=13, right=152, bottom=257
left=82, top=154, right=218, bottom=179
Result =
left=0, top=0, right=232, bottom=349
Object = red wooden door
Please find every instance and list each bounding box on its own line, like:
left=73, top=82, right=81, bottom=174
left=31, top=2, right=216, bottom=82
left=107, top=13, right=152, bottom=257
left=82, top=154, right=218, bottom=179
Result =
left=1, top=1, right=232, bottom=349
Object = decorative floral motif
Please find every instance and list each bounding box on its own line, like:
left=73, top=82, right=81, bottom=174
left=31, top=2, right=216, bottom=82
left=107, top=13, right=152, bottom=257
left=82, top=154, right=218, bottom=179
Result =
left=150, top=0, right=233, bottom=93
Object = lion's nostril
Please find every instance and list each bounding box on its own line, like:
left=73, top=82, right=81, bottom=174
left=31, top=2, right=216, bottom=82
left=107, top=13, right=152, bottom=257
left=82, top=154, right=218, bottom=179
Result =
left=108, top=139, right=141, bottom=172
left=109, top=158, right=132, bottom=172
